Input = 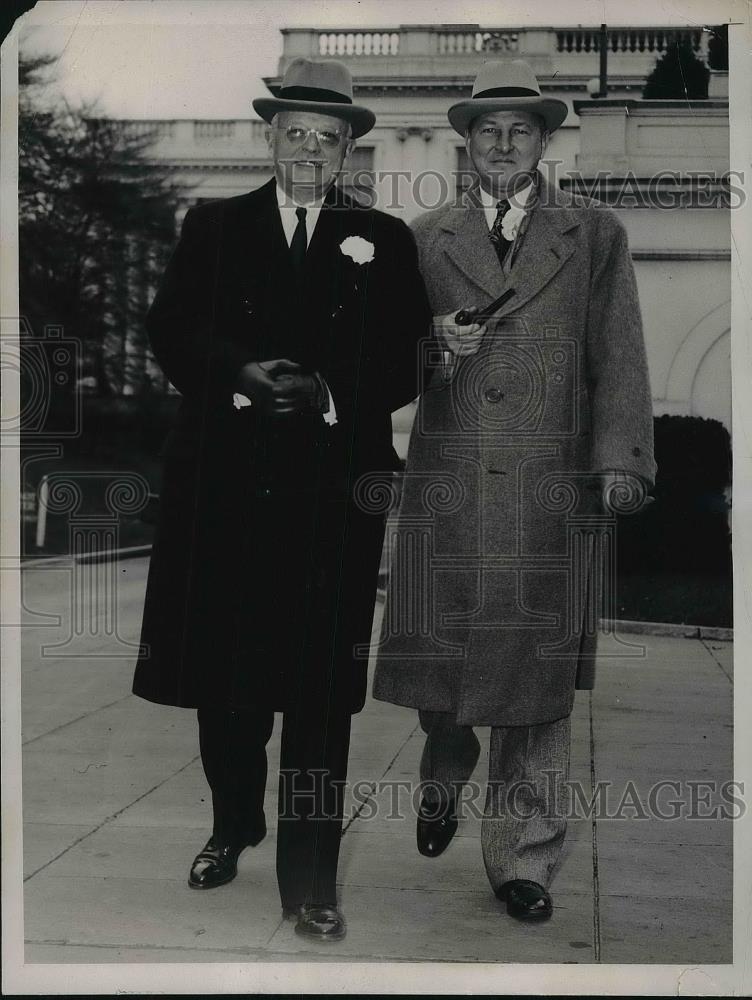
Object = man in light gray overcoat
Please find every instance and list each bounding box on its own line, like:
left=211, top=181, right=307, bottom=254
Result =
left=372, top=60, right=656, bottom=921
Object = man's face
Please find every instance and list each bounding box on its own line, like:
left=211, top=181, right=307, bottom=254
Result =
left=267, top=110, right=354, bottom=203
left=465, top=110, right=548, bottom=197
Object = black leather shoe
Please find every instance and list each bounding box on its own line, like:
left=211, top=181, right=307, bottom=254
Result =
left=417, top=796, right=458, bottom=858
left=282, top=903, right=346, bottom=942
left=496, top=879, right=553, bottom=921
left=188, top=828, right=265, bottom=890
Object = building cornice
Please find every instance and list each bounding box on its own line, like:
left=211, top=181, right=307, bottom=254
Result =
left=561, top=175, right=734, bottom=208
left=573, top=99, right=729, bottom=115
left=631, top=250, right=731, bottom=260
left=161, top=161, right=271, bottom=173
left=263, top=75, right=648, bottom=96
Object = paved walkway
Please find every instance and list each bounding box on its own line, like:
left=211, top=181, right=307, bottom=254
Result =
left=18, top=557, right=732, bottom=964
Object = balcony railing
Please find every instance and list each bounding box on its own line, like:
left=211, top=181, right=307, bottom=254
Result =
left=117, top=119, right=270, bottom=162
left=556, top=27, right=705, bottom=53
left=194, top=121, right=236, bottom=141
left=319, top=28, right=522, bottom=55
left=293, top=25, right=710, bottom=63
left=122, top=120, right=177, bottom=139
left=436, top=30, right=519, bottom=54
left=318, top=32, right=400, bottom=56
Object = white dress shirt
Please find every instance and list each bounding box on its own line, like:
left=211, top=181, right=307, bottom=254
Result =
left=478, top=178, right=534, bottom=230
left=275, top=185, right=324, bottom=248
left=233, top=184, right=337, bottom=424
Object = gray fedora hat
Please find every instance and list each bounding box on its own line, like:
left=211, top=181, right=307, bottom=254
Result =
left=253, top=58, right=376, bottom=139
left=448, top=59, right=568, bottom=135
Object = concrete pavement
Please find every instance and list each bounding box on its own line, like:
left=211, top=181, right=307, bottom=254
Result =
left=18, top=556, right=733, bottom=964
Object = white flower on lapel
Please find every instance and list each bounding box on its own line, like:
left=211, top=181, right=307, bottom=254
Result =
left=501, top=204, right=527, bottom=242
left=339, top=236, right=375, bottom=265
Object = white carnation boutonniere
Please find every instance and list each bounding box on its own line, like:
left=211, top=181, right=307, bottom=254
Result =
left=339, top=235, right=375, bottom=265
left=501, top=203, right=527, bottom=242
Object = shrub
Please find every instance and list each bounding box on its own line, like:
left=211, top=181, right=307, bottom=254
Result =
left=617, top=415, right=731, bottom=573
left=642, top=41, right=710, bottom=100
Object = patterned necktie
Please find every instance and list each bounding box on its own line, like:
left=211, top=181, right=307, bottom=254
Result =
left=290, top=205, right=307, bottom=275
left=489, top=200, right=512, bottom=267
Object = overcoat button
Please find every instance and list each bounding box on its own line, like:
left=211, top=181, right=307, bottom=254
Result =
left=484, top=387, right=502, bottom=403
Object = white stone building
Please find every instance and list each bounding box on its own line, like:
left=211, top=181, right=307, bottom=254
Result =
left=130, top=24, right=731, bottom=431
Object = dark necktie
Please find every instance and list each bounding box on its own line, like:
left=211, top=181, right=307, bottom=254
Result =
left=488, top=200, right=512, bottom=267
left=290, top=205, right=307, bottom=275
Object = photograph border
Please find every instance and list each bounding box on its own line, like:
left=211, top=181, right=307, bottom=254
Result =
left=2, top=0, right=751, bottom=994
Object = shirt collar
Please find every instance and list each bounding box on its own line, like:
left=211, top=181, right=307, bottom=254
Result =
left=275, top=183, right=324, bottom=214
left=478, top=176, right=535, bottom=230
left=275, top=182, right=325, bottom=246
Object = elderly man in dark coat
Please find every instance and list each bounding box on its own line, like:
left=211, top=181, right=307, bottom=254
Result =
left=132, top=58, right=431, bottom=942
left=373, top=60, right=656, bottom=921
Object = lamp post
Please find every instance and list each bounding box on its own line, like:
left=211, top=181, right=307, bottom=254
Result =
left=587, top=24, right=609, bottom=99
left=599, top=22, right=608, bottom=96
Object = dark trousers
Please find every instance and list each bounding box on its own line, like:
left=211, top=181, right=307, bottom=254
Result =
left=198, top=703, right=351, bottom=909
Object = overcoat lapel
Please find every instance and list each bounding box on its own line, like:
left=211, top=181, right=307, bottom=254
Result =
left=222, top=182, right=291, bottom=362
left=298, top=187, right=352, bottom=363
left=441, top=200, right=505, bottom=301
left=439, top=181, right=581, bottom=319
left=225, top=179, right=287, bottom=265
left=221, top=181, right=350, bottom=364
left=301, top=184, right=345, bottom=305
left=499, top=193, right=580, bottom=317
left=300, top=186, right=373, bottom=359
left=225, top=180, right=358, bottom=305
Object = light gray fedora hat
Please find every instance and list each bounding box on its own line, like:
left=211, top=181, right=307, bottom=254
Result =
left=253, top=58, right=376, bottom=139
left=448, top=59, right=568, bottom=135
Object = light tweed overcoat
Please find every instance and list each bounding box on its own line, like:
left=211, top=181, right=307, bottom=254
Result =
left=372, top=179, right=657, bottom=726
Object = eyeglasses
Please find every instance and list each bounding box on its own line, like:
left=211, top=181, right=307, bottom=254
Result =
left=275, top=125, right=347, bottom=149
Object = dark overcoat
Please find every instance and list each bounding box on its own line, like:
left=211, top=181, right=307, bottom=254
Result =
left=132, top=179, right=432, bottom=715
left=372, top=180, right=657, bottom=727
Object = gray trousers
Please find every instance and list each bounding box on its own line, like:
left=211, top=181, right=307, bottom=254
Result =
left=419, top=710, right=571, bottom=891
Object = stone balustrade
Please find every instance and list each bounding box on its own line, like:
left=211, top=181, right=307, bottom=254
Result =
left=121, top=119, right=269, bottom=162
left=290, top=25, right=709, bottom=64
left=121, top=120, right=177, bottom=140
left=436, top=30, right=520, bottom=54
left=271, top=24, right=715, bottom=95
left=193, top=120, right=236, bottom=141
left=318, top=31, right=401, bottom=56
left=556, top=26, right=705, bottom=54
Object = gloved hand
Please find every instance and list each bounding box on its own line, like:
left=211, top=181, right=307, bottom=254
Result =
left=235, top=359, right=323, bottom=417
